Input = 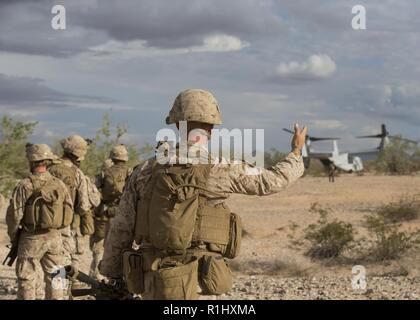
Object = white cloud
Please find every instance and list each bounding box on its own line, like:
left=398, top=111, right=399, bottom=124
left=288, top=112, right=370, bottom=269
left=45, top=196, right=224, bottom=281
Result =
left=87, top=34, right=248, bottom=59
left=373, top=84, right=420, bottom=109
left=193, top=35, right=249, bottom=52
left=275, top=54, right=337, bottom=80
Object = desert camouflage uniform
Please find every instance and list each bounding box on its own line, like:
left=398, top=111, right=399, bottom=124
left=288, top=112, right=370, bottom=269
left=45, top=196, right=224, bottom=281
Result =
left=90, top=159, right=131, bottom=279
left=51, top=159, right=92, bottom=269
left=6, top=171, right=73, bottom=300
left=101, top=89, right=305, bottom=299
left=89, top=159, right=113, bottom=279
left=100, top=144, right=304, bottom=280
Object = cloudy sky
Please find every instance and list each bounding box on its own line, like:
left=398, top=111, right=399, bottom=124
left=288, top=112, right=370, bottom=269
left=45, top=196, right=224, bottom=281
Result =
left=0, top=0, right=419, bottom=153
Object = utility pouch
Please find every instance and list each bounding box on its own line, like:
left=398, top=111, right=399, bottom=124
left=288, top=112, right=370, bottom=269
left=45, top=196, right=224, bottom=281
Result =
left=93, top=217, right=107, bottom=239
left=122, top=250, right=145, bottom=294
left=80, top=213, right=95, bottom=236
left=221, top=212, right=242, bottom=259
left=152, top=257, right=199, bottom=300
left=198, top=255, right=232, bottom=295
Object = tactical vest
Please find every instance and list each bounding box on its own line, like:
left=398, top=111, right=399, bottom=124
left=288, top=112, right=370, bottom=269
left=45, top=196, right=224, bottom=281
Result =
left=22, top=174, right=73, bottom=231
left=49, top=162, right=78, bottom=205
left=134, top=162, right=242, bottom=259
left=101, top=164, right=130, bottom=204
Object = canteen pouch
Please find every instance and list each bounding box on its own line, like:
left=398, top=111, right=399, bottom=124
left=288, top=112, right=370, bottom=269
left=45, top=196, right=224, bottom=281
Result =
left=198, top=255, right=232, bottom=295
left=122, top=250, right=145, bottom=294
left=152, top=257, right=199, bottom=300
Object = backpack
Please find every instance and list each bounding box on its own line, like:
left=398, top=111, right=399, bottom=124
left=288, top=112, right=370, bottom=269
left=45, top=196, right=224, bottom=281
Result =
left=101, top=165, right=129, bottom=203
left=22, top=174, right=73, bottom=231
left=49, top=162, right=78, bottom=204
left=134, top=162, right=241, bottom=258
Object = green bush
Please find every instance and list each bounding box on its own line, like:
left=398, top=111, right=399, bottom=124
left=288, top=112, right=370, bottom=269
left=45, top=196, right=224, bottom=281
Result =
left=0, top=114, right=154, bottom=196
left=374, top=137, right=420, bottom=175
left=0, top=116, right=37, bottom=196
left=264, top=148, right=287, bottom=168
left=365, top=214, right=413, bottom=261
left=58, top=113, right=153, bottom=178
left=304, top=203, right=355, bottom=259
left=305, top=160, right=328, bottom=177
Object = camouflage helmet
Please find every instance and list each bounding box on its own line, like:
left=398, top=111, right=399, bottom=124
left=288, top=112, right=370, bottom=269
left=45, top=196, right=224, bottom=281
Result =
left=60, top=135, right=88, bottom=161
left=26, top=144, right=56, bottom=162
left=166, top=89, right=222, bottom=125
left=110, top=145, right=128, bottom=162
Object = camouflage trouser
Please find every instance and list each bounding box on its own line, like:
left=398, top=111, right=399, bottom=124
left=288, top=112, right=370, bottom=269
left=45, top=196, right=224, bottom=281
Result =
left=89, top=217, right=111, bottom=279
left=89, top=235, right=105, bottom=280
left=61, top=227, right=89, bottom=298
left=62, top=227, right=87, bottom=269
left=16, top=229, right=65, bottom=300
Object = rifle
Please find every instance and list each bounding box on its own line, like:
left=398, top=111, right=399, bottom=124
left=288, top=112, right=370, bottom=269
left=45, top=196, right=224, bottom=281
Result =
left=2, top=228, right=22, bottom=267
left=62, top=265, right=131, bottom=300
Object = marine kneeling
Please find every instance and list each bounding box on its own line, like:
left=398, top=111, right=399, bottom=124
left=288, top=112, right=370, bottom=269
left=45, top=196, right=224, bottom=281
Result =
left=6, top=144, right=73, bottom=300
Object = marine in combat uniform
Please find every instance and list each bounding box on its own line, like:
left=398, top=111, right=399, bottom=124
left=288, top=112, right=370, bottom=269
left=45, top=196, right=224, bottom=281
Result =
left=6, top=144, right=73, bottom=300
left=100, top=89, right=307, bottom=300
left=48, top=135, right=93, bottom=270
left=89, top=145, right=131, bottom=279
left=328, top=163, right=336, bottom=183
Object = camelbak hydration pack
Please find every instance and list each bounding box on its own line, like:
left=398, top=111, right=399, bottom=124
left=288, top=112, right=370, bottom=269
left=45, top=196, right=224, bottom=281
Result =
left=134, top=162, right=241, bottom=258
left=22, top=174, right=73, bottom=231
left=49, top=162, right=78, bottom=204
left=101, top=164, right=130, bottom=204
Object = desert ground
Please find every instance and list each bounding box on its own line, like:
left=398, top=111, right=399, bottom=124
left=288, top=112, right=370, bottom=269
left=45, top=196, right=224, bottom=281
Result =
left=1, top=174, right=420, bottom=300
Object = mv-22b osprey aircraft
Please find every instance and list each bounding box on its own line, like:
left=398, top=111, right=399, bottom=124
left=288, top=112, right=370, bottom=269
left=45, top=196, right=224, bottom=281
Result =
left=283, top=124, right=418, bottom=173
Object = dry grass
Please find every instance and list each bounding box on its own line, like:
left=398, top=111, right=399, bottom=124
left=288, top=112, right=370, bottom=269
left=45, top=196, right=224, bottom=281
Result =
left=376, top=194, right=420, bottom=224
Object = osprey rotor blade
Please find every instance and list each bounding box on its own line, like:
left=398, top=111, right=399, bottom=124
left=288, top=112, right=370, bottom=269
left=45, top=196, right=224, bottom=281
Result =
left=283, top=128, right=340, bottom=141
left=356, top=134, right=383, bottom=139
left=310, top=137, right=341, bottom=141
left=282, top=128, right=295, bottom=135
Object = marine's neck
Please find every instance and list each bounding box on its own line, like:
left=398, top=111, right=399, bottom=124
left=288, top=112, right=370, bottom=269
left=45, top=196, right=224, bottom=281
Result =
left=32, top=166, right=47, bottom=174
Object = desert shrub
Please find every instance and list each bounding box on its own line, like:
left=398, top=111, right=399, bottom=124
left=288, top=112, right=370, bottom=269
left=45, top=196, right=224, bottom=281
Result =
left=264, top=148, right=287, bottom=168
left=374, top=137, right=420, bottom=175
left=229, top=258, right=309, bottom=277
left=365, top=214, right=414, bottom=261
left=377, top=195, right=420, bottom=223
left=0, top=116, right=37, bottom=196
left=77, top=113, right=140, bottom=177
left=305, top=160, right=328, bottom=177
left=0, top=114, right=154, bottom=196
left=304, top=203, right=355, bottom=259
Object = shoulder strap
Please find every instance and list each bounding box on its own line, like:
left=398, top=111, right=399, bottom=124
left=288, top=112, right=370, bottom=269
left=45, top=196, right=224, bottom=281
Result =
left=28, top=174, right=50, bottom=193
